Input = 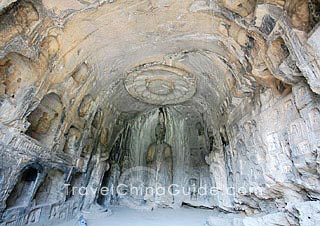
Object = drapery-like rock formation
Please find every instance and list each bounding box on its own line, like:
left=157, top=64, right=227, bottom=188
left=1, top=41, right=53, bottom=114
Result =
left=0, top=0, right=319, bottom=225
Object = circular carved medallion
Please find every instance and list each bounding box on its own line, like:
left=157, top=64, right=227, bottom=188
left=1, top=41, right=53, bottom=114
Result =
left=124, top=64, right=196, bottom=105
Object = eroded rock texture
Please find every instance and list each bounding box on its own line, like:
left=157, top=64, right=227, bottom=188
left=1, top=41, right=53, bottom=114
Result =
left=0, top=0, right=319, bottom=225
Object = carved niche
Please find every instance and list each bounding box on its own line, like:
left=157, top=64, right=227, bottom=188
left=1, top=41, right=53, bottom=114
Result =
left=78, top=95, right=93, bottom=118
left=309, top=107, right=320, bottom=131
left=26, top=93, right=63, bottom=144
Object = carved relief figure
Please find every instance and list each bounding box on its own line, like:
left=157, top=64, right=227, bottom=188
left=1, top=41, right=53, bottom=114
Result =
left=63, top=126, right=81, bottom=155
left=146, top=119, right=173, bottom=206
left=309, top=108, right=320, bottom=131
left=0, top=2, right=39, bottom=44
left=189, top=178, right=198, bottom=200
left=26, top=208, right=41, bottom=224
left=78, top=95, right=93, bottom=118
left=290, top=123, right=299, bottom=136
left=26, top=93, right=63, bottom=144
left=286, top=0, right=311, bottom=31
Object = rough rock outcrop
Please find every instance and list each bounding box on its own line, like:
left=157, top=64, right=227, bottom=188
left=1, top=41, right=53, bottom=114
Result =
left=0, top=0, right=319, bottom=225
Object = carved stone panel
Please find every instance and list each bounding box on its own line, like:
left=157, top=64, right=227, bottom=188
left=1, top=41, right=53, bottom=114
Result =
left=124, top=64, right=196, bottom=105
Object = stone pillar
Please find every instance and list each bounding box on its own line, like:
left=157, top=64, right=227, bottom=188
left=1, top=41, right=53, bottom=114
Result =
left=82, top=159, right=109, bottom=211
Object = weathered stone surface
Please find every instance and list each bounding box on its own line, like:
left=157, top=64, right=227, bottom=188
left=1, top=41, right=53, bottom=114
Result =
left=292, top=201, right=320, bottom=226
left=0, top=0, right=319, bottom=225
left=243, top=212, right=290, bottom=226
left=207, top=215, right=244, bottom=226
left=308, top=24, right=320, bottom=57
left=124, top=64, right=196, bottom=105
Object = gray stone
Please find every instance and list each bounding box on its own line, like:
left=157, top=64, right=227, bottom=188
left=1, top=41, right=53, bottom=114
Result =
left=0, top=0, right=320, bottom=225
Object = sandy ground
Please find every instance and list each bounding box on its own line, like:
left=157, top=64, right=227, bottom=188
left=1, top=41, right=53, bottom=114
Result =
left=55, top=206, right=213, bottom=226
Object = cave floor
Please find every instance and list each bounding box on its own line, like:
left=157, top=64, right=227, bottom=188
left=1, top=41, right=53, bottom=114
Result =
left=55, top=206, right=216, bottom=226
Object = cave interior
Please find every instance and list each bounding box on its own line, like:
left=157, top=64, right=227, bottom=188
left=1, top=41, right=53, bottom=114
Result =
left=0, top=0, right=320, bottom=225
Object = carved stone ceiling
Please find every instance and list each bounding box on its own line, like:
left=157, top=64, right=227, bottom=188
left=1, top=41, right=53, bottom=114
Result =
left=1, top=0, right=316, bottom=118
left=42, top=0, right=238, bottom=115
left=124, top=64, right=197, bottom=105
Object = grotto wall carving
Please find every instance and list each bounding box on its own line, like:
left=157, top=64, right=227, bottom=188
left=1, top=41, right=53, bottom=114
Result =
left=124, top=64, right=197, bottom=105
left=26, top=92, right=63, bottom=146
left=0, top=0, right=319, bottom=225
left=204, top=81, right=320, bottom=224
left=99, top=107, right=214, bottom=210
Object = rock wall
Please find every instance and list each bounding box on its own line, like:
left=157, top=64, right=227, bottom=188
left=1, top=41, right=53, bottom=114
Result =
left=0, top=0, right=319, bottom=225
left=0, top=102, right=118, bottom=225
left=0, top=53, right=119, bottom=225
left=206, top=82, right=320, bottom=224
left=102, top=107, right=213, bottom=209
